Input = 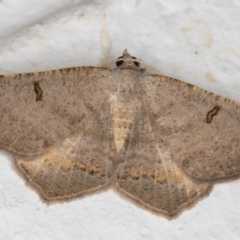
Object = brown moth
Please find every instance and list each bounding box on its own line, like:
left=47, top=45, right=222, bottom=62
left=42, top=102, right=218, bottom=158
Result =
left=1, top=49, right=240, bottom=219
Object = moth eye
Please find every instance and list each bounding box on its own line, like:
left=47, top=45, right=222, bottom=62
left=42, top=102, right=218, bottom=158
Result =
left=116, top=56, right=124, bottom=66
left=132, top=57, right=140, bottom=67
left=116, top=56, right=140, bottom=67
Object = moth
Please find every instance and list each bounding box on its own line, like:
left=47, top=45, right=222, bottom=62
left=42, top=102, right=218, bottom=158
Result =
left=1, top=49, right=240, bottom=219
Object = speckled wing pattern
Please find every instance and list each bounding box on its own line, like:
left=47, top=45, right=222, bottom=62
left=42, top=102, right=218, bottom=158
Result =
left=0, top=67, right=114, bottom=200
left=1, top=50, right=240, bottom=219
left=115, top=73, right=240, bottom=218
left=141, top=74, right=240, bottom=181
left=115, top=93, right=211, bottom=217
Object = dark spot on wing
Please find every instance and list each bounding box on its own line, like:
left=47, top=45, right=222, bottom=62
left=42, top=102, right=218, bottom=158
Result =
left=33, top=82, right=43, bottom=101
left=206, top=106, right=221, bottom=123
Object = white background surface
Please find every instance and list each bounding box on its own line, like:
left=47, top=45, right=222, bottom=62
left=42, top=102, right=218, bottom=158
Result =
left=1, top=0, right=240, bottom=239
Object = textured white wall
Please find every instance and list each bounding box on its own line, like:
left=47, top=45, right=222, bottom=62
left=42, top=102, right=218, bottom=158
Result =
left=1, top=0, right=240, bottom=239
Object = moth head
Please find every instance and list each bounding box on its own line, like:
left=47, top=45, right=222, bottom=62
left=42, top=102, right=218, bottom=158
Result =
left=116, top=49, right=145, bottom=73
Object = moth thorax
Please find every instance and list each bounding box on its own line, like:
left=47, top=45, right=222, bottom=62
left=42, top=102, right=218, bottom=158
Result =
left=113, top=103, right=135, bottom=152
